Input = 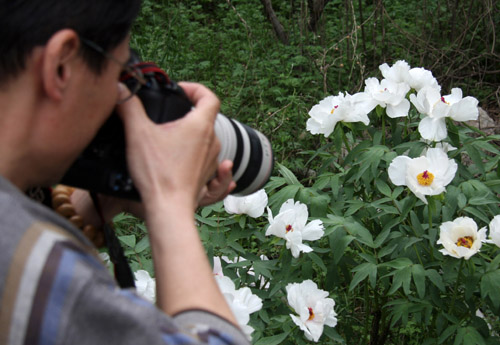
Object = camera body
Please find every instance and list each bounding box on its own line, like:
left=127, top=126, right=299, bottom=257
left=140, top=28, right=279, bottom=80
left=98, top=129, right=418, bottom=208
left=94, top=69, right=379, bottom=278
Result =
left=61, top=56, right=273, bottom=200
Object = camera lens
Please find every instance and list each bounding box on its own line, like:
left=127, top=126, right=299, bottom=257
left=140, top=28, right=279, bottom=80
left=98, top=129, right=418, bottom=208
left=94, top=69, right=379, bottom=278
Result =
left=214, top=114, right=274, bottom=195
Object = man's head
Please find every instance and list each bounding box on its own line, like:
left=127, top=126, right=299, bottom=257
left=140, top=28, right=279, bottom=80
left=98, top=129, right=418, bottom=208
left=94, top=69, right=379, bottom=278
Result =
left=0, top=0, right=142, bottom=189
left=0, top=0, right=141, bottom=87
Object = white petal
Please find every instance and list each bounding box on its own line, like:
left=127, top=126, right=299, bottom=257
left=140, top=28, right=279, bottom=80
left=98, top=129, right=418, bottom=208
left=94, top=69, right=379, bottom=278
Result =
left=449, top=96, right=479, bottom=121
left=302, top=220, right=325, bottom=241
left=386, top=99, right=410, bottom=118
left=489, top=216, right=500, bottom=248
left=388, top=156, right=412, bottom=186
left=418, top=116, right=448, bottom=141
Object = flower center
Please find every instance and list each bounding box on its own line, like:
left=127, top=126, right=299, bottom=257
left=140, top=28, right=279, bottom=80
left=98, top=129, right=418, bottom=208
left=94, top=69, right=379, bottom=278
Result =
left=416, top=170, right=435, bottom=186
left=286, top=224, right=293, bottom=233
left=456, top=236, right=474, bottom=248
left=441, top=96, right=450, bottom=105
left=307, top=307, right=315, bottom=321
left=330, top=105, right=339, bottom=115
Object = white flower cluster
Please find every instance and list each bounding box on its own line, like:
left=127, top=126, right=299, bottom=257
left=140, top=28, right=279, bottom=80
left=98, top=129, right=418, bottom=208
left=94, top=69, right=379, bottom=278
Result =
left=222, top=190, right=332, bottom=341
left=306, top=60, right=479, bottom=142
left=212, top=261, right=263, bottom=339
left=286, top=280, right=337, bottom=342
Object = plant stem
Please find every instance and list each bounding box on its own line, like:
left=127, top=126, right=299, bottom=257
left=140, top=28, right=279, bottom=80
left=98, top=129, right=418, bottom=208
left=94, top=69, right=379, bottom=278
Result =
left=448, top=259, right=465, bottom=314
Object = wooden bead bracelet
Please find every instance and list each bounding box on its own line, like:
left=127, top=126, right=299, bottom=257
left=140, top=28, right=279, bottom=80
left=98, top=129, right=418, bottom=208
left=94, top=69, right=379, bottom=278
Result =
left=51, top=185, right=105, bottom=248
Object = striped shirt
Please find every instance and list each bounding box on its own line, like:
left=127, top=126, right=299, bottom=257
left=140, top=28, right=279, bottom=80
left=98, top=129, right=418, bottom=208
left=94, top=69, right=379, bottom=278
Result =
left=0, top=176, right=249, bottom=345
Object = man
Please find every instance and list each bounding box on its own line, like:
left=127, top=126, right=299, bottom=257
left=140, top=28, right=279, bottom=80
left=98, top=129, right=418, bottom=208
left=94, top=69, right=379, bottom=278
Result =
left=0, top=1, right=248, bottom=344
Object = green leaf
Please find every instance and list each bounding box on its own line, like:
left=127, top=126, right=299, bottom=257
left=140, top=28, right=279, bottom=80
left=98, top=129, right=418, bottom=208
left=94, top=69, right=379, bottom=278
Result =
left=254, top=332, right=290, bottom=345
left=426, top=269, right=445, bottom=292
left=480, top=269, right=500, bottom=308
left=463, top=206, right=490, bottom=224
left=375, top=179, right=392, bottom=197
left=438, top=324, right=459, bottom=344
left=308, top=252, right=328, bottom=272
left=344, top=220, right=374, bottom=247
left=463, top=143, right=485, bottom=175
left=388, top=266, right=412, bottom=295
left=330, top=232, right=355, bottom=264
left=350, top=262, right=377, bottom=290
left=277, top=162, right=302, bottom=186
left=134, top=236, right=150, bottom=253
left=268, top=185, right=301, bottom=211
left=118, top=235, right=136, bottom=248
left=412, top=264, right=426, bottom=299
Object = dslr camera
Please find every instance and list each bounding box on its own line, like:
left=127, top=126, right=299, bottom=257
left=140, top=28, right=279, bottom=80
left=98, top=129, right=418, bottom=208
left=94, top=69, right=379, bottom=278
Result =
left=61, top=52, right=274, bottom=200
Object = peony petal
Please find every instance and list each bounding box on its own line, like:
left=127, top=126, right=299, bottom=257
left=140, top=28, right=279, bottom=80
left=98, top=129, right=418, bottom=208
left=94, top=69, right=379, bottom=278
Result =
left=386, top=99, right=410, bottom=118
left=388, top=156, right=412, bottom=186
left=418, top=116, right=448, bottom=141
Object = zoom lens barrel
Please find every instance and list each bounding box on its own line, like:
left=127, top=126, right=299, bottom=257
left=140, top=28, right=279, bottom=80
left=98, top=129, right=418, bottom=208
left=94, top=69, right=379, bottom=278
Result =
left=214, top=115, right=273, bottom=195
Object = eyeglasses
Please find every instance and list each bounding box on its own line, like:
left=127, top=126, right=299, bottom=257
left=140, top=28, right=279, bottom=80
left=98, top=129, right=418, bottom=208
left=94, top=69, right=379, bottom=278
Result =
left=80, top=37, right=147, bottom=104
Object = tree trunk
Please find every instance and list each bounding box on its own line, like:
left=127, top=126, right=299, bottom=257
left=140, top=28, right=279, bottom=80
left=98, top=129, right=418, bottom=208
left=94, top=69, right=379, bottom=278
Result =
left=307, top=0, right=330, bottom=32
left=260, top=0, right=289, bottom=45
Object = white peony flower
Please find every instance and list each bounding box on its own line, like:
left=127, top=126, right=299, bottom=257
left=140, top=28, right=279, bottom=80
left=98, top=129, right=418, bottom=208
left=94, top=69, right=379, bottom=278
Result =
left=364, top=77, right=411, bottom=118
left=379, top=60, right=411, bottom=84
left=487, top=215, right=500, bottom=248
left=388, top=147, right=457, bottom=204
left=134, top=270, right=156, bottom=303
left=215, top=275, right=263, bottom=339
left=286, top=280, right=337, bottom=342
left=407, top=67, right=440, bottom=92
left=410, top=86, right=479, bottom=141
left=437, top=217, right=487, bottom=260
left=223, top=189, right=268, bottom=218
left=266, top=199, right=324, bottom=258
left=379, top=60, right=440, bottom=92
left=306, top=92, right=371, bottom=137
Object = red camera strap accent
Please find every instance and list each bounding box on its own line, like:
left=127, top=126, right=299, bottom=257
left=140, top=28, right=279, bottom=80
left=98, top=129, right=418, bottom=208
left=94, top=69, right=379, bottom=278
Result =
left=120, top=61, right=170, bottom=85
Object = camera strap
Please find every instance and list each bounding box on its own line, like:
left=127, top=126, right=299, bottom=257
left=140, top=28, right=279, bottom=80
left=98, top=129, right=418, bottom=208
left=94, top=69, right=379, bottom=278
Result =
left=89, top=192, right=136, bottom=289
left=121, top=61, right=171, bottom=86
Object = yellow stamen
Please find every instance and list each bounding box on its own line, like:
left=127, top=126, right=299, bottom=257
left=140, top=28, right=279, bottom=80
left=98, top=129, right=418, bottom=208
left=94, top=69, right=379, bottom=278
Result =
left=330, top=105, right=339, bottom=115
left=308, top=307, right=315, bottom=321
left=456, top=236, right=474, bottom=248
left=416, top=170, right=434, bottom=186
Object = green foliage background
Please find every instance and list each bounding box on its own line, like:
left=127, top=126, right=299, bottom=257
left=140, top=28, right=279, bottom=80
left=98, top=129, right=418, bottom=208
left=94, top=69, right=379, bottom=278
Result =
left=115, top=1, right=500, bottom=344
left=131, top=0, right=499, bottom=175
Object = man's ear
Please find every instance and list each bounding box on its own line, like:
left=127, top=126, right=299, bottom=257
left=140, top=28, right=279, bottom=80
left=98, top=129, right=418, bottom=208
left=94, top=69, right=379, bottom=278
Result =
left=41, top=29, right=80, bottom=101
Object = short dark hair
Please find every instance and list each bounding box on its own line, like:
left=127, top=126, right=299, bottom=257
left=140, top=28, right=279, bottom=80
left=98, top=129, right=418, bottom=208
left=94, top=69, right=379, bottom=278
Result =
left=0, top=0, right=142, bottom=86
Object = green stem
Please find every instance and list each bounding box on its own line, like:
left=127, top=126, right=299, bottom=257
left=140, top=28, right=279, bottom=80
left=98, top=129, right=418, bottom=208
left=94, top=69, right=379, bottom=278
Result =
left=382, top=114, right=386, bottom=146
left=341, top=126, right=351, bottom=153
left=413, top=244, right=424, bottom=266
left=448, top=259, right=465, bottom=314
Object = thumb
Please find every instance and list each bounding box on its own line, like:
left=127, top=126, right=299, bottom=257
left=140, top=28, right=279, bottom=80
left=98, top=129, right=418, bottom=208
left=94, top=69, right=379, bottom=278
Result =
left=115, top=83, right=151, bottom=133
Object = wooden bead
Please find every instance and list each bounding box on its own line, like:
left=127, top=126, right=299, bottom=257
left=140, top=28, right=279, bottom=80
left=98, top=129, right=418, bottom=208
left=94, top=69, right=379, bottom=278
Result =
left=69, top=214, right=84, bottom=229
left=52, top=185, right=73, bottom=196
left=82, top=224, right=97, bottom=240
left=93, top=232, right=105, bottom=248
left=52, top=194, right=71, bottom=209
left=56, top=203, right=76, bottom=217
